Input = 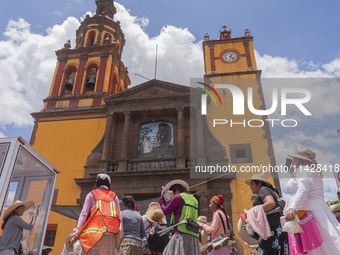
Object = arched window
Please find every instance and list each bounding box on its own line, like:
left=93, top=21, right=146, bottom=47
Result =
left=108, top=73, right=117, bottom=95
left=77, top=35, right=83, bottom=47
left=83, top=64, right=98, bottom=94
left=61, top=66, right=77, bottom=96
left=85, top=31, right=96, bottom=47
left=103, top=33, right=112, bottom=45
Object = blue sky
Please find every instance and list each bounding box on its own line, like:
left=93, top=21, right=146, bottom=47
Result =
left=1, top=0, right=340, bottom=200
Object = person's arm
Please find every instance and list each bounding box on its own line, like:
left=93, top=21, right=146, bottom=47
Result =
left=160, top=194, right=182, bottom=215
left=140, top=215, right=146, bottom=239
left=115, top=195, right=124, bottom=237
left=262, top=195, right=276, bottom=212
left=75, top=192, right=94, bottom=233
left=202, top=212, right=219, bottom=234
left=285, top=178, right=312, bottom=221
left=13, top=214, right=38, bottom=230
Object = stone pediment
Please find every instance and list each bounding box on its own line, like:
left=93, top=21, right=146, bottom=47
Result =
left=104, top=79, right=201, bottom=103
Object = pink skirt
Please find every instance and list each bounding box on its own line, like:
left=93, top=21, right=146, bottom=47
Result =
left=288, top=211, right=323, bottom=255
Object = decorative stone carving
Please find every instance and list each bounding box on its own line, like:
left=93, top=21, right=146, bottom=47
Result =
left=148, top=87, right=159, bottom=95
left=87, top=152, right=102, bottom=166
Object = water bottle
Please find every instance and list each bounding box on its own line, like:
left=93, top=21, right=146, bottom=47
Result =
left=150, top=227, right=155, bottom=236
left=162, top=186, right=167, bottom=194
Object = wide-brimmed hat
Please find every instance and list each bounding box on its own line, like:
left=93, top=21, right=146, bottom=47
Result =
left=237, top=218, right=258, bottom=246
left=285, top=146, right=317, bottom=164
left=331, top=203, right=340, bottom=214
left=145, top=205, right=166, bottom=225
left=164, top=179, right=189, bottom=192
left=3, top=200, right=35, bottom=220
left=65, top=233, right=76, bottom=252
left=245, top=173, right=272, bottom=187
left=197, top=216, right=207, bottom=227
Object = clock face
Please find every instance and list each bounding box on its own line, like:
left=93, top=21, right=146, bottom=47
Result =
left=223, top=51, right=237, bottom=62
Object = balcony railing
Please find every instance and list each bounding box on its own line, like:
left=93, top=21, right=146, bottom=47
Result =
left=128, top=158, right=176, bottom=171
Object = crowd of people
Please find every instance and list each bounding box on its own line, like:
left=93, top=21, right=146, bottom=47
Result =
left=1, top=146, right=340, bottom=255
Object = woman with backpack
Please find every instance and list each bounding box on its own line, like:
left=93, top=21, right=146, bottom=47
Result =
left=245, top=173, right=289, bottom=255
left=142, top=204, right=169, bottom=255
left=201, top=195, right=232, bottom=254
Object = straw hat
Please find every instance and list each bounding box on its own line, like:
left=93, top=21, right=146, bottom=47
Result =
left=245, top=173, right=272, bottom=187
left=3, top=200, right=35, bottom=220
left=233, top=236, right=245, bottom=255
left=331, top=203, right=340, bottom=214
left=145, top=205, right=166, bottom=225
left=65, top=233, right=76, bottom=252
left=197, top=216, right=207, bottom=227
left=237, top=218, right=258, bottom=246
left=164, top=179, right=189, bottom=192
left=285, top=146, right=317, bottom=164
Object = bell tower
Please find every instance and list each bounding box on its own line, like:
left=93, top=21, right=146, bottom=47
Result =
left=30, top=2, right=130, bottom=253
left=202, top=27, right=279, bottom=254
left=44, top=0, right=130, bottom=110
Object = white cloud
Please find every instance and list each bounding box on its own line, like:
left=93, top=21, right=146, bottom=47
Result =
left=114, top=3, right=204, bottom=86
left=255, top=50, right=340, bottom=78
left=54, top=11, right=63, bottom=17
left=0, top=17, right=80, bottom=128
left=0, top=131, right=5, bottom=138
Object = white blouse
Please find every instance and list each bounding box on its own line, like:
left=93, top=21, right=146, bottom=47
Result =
left=284, top=165, right=329, bottom=212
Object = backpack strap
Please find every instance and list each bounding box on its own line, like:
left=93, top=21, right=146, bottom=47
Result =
left=217, top=212, right=226, bottom=234
left=217, top=211, right=234, bottom=241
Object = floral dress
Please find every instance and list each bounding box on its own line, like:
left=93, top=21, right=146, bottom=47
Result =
left=253, top=187, right=289, bottom=255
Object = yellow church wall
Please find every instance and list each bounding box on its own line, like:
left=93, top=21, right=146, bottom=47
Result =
left=48, top=212, right=77, bottom=255
left=32, top=117, right=106, bottom=255
left=248, top=41, right=257, bottom=70
left=78, top=98, right=93, bottom=107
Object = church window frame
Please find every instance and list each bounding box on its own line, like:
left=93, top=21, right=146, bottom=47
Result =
left=60, top=65, right=77, bottom=96
left=83, top=63, right=99, bottom=94
left=85, top=30, right=97, bottom=47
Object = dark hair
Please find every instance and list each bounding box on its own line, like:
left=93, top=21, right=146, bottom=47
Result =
left=122, top=195, right=135, bottom=210
left=253, top=180, right=279, bottom=196
left=95, top=178, right=110, bottom=190
left=169, top=184, right=186, bottom=193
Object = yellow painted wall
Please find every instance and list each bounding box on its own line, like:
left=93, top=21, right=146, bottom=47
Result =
left=32, top=118, right=106, bottom=255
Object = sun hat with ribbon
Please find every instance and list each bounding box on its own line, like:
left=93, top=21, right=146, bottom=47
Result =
left=245, top=173, right=272, bottom=187
left=3, top=200, right=35, bottom=220
left=145, top=205, right=167, bottom=225
left=285, top=145, right=317, bottom=165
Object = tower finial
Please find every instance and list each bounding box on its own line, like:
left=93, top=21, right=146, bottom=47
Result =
left=95, top=0, right=116, bottom=18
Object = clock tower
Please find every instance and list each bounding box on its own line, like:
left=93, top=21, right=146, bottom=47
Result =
left=202, top=27, right=279, bottom=252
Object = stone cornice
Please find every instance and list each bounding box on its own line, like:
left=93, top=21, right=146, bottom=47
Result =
left=31, top=107, right=106, bottom=120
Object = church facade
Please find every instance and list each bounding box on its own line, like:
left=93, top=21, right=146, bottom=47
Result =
left=30, top=1, right=278, bottom=254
